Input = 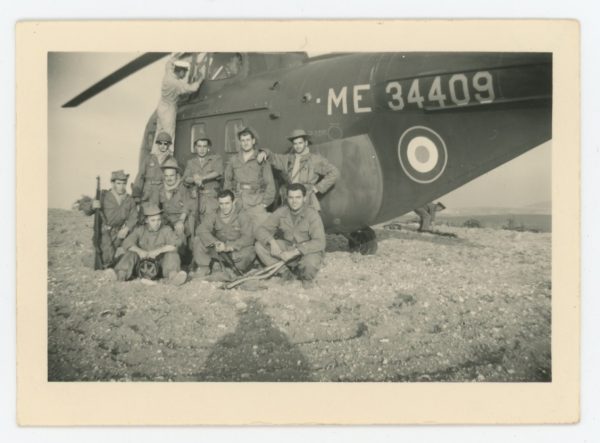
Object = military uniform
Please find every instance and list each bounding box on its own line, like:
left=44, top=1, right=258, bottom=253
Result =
left=255, top=205, right=326, bottom=282
left=98, top=189, right=139, bottom=266
left=152, top=180, right=197, bottom=249
left=193, top=205, right=256, bottom=274
left=224, top=149, right=276, bottom=227
left=156, top=57, right=202, bottom=140
left=265, top=148, right=339, bottom=211
left=183, top=153, right=224, bottom=219
left=114, top=224, right=182, bottom=281
left=133, top=152, right=173, bottom=203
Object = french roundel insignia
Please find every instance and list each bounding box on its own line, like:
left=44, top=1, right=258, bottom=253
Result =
left=397, top=126, right=448, bottom=184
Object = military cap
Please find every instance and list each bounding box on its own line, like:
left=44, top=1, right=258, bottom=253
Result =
left=142, top=203, right=162, bottom=217
left=237, top=126, right=259, bottom=140
left=287, top=129, right=311, bottom=142
left=110, top=170, right=129, bottom=182
left=160, top=157, right=181, bottom=173
left=173, top=60, right=190, bottom=70
left=156, top=132, right=172, bottom=143
left=194, top=130, right=212, bottom=146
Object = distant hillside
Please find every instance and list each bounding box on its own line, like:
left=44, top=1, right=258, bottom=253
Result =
left=437, top=214, right=552, bottom=232
left=444, top=200, right=551, bottom=216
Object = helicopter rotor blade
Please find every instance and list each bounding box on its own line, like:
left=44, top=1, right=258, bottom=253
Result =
left=62, top=52, right=170, bottom=108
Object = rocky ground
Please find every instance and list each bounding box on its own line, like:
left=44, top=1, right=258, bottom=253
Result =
left=48, top=209, right=551, bottom=382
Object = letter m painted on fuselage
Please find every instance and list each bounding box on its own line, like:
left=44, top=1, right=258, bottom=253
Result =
left=328, top=86, right=348, bottom=115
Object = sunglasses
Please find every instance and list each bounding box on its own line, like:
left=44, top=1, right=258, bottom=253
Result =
left=156, top=141, right=172, bottom=146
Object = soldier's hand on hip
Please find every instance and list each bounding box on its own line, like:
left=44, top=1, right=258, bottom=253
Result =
left=257, top=150, right=267, bottom=164
left=92, top=199, right=101, bottom=209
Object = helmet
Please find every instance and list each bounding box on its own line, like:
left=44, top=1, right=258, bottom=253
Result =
left=137, top=258, right=160, bottom=280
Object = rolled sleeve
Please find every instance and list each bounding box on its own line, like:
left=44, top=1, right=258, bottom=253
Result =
left=314, top=156, right=340, bottom=194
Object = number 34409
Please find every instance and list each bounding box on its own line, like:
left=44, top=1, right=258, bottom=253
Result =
left=385, top=71, right=495, bottom=110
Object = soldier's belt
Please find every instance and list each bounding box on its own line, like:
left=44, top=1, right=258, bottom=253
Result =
left=238, top=183, right=259, bottom=191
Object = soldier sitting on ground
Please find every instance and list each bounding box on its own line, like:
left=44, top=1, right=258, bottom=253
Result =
left=192, top=189, right=256, bottom=280
left=414, top=201, right=446, bottom=232
left=106, top=203, right=187, bottom=285
left=257, top=128, right=339, bottom=212
left=255, top=183, right=326, bottom=289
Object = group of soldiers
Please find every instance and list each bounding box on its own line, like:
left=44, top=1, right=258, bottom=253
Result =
left=89, top=126, right=339, bottom=289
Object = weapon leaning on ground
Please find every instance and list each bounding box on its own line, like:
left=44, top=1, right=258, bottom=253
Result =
left=224, top=260, right=288, bottom=290
left=92, top=176, right=104, bottom=270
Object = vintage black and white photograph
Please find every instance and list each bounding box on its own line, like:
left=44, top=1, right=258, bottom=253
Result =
left=46, top=47, right=553, bottom=383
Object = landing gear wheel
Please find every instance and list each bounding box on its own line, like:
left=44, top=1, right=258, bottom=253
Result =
left=346, top=227, right=378, bottom=255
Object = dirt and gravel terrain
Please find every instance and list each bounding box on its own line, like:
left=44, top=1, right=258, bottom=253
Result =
left=48, top=208, right=551, bottom=382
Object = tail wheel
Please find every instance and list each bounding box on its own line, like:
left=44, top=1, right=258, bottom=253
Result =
left=347, top=227, right=378, bottom=255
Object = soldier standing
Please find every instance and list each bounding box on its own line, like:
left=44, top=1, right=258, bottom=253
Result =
left=258, top=128, right=339, bottom=211
left=89, top=170, right=139, bottom=267
left=414, top=201, right=446, bottom=232
left=193, top=190, right=256, bottom=279
left=255, top=183, right=326, bottom=289
left=223, top=127, right=275, bottom=227
left=183, top=132, right=224, bottom=221
left=132, top=131, right=174, bottom=203
left=107, top=203, right=187, bottom=285
left=156, top=54, right=203, bottom=142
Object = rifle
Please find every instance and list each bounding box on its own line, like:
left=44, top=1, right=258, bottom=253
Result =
left=224, top=260, right=288, bottom=290
left=93, top=176, right=104, bottom=270
left=207, top=243, right=243, bottom=277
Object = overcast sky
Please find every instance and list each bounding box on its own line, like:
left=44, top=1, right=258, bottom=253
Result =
left=48, top=52, right=551, bottom=211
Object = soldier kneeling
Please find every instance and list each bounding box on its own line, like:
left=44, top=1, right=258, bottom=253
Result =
left=106, top=203, right=187, bottom=286
left=192, top=190, right=256, bottom=280
left=255, top=183, right=326, bottom=289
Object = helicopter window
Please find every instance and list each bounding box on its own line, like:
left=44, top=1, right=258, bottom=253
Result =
left=207, top=53, right=243, bottom=81
left=224, top=119, right=245, bottom=153
left=190, top=123, right=207, bottom=153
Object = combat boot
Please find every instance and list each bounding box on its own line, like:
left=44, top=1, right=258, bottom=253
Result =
left=169, top=270, right=187, bottom=286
